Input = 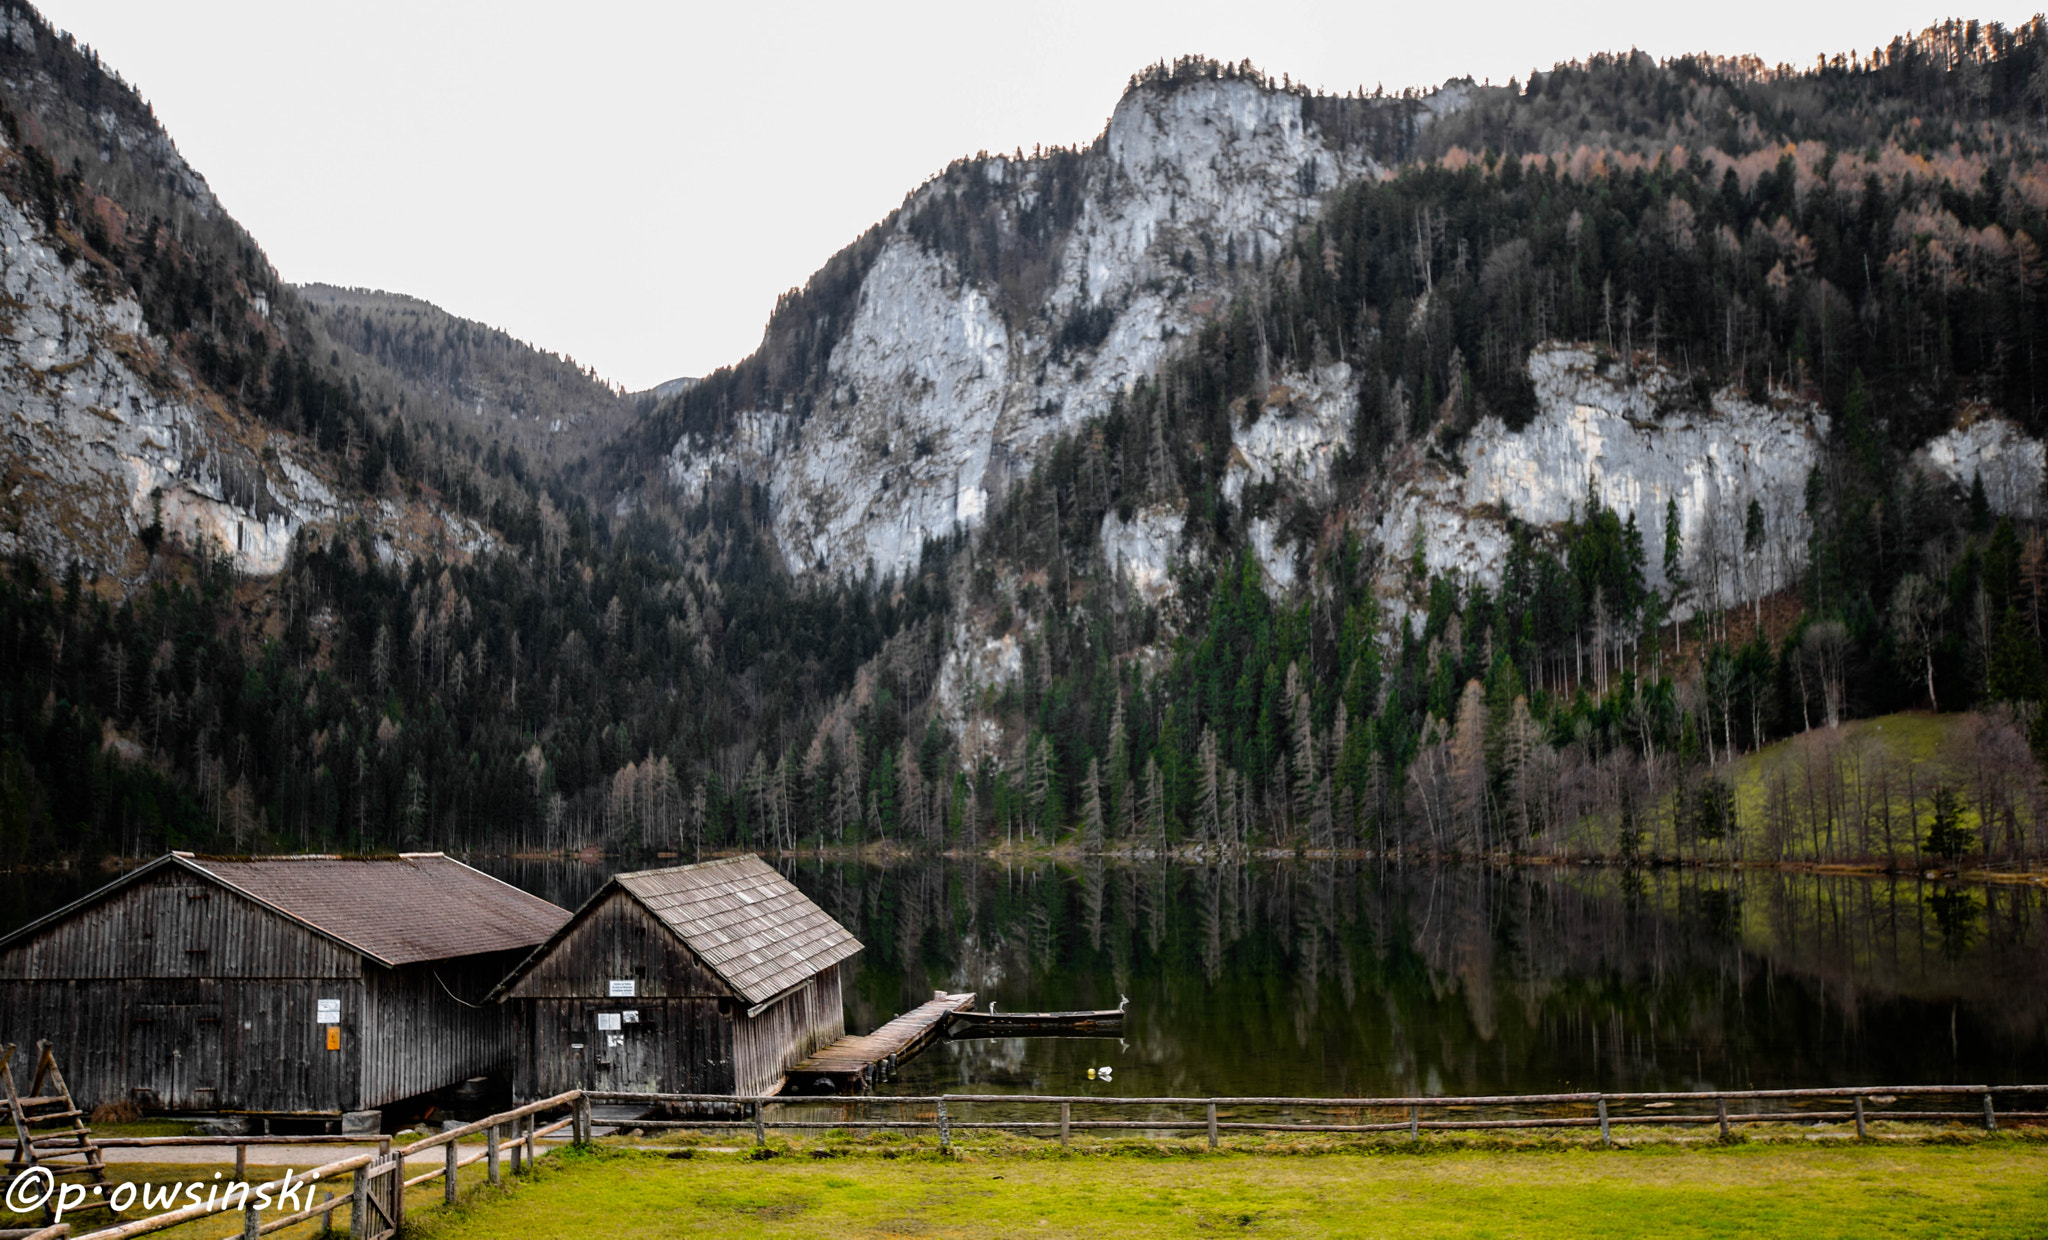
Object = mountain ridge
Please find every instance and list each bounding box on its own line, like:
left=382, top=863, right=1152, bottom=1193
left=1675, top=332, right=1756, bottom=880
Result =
left=7, top=14, right=2048, bottom=875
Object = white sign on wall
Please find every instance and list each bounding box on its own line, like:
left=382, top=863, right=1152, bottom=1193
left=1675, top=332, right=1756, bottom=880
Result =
left=596, top=1012, right=622, bottom=1032
left=621, top=1011, right=639, bottom=1024
left=608, top=979, right=636, bottom=998
left=315, top=999, right=340, bottom=1025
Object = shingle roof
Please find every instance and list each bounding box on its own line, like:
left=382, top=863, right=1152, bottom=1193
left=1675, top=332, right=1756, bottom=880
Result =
left=184, top=853, right=568, bottom=966
left=614, top=856, right=861, bottom=1006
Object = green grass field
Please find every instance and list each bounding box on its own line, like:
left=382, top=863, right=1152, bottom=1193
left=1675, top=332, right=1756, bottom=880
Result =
left=399, top=1138, right=2048, bottom=1239
left=1712, top=709, right=2015, bottom=864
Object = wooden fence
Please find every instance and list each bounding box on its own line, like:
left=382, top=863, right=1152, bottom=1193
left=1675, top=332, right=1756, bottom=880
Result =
left=584, top=1083, right=2046, bottom=1149
left=7, top=1083, right=2037, bottom=1239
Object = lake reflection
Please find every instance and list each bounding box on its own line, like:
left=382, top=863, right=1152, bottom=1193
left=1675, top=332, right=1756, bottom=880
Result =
left=2, top=857, right=2035, bottom=1097
left=474, top=856, right=2048, bottom=1098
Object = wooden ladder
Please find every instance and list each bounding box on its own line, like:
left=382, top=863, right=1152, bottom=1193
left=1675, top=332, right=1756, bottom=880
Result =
left=2, top=1040, right=111, bottom=1223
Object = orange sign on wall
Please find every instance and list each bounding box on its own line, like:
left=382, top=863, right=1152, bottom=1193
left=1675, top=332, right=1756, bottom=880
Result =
left=326, top=1026, right=341, bottom=1051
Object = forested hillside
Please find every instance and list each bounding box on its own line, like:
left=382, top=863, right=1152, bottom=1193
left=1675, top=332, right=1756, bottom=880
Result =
left=7, top=12, right=2048, bottom=873
left=926, top=25, right=2048, bottom=869
left=0, top=1, right=935, bottom=860
left=300, top=284, right=635, bottom=484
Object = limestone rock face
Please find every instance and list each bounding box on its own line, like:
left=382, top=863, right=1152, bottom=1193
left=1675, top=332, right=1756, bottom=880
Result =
left=1917, top=417, right=2044, bottom=518
left=0, top=186, right=487, bottom=581
left=667, top=78, right=1400, bottom=580
left=1372, top=346, right=1829, bottom=615
left=1223, top=362, right=1359, bottom=592
left=0, top=188, right=303, bottom=576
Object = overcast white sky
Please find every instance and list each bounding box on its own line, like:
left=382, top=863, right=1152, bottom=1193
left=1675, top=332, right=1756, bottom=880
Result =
left=32, top=1, right=2041, bottom=390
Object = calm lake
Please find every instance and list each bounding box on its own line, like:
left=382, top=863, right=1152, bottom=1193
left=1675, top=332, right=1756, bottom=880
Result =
left=5, top=858, right=2040, bottom=1098
left=486, top=857, right=2047, bottom=1098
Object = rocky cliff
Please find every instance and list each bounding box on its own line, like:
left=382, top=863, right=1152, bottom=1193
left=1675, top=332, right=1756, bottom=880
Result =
left=0, top=182, right=335, bottom=577
left=665, top=74, right=1449, bottom=578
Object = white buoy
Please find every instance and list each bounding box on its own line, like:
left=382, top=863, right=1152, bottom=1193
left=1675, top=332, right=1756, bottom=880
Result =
left=1098, top=1066, right=1114, bottom=1080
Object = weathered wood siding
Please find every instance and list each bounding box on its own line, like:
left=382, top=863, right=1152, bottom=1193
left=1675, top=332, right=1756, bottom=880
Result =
left=507, top=892, right=725, bottom=999
left=730, top=972, right=845, bottom=1097
left=0, top=868, right=363, bottom=981
left=514, top=997, right=735, bottom=1098
left=507, top=893, right=741, bottom=1100
left=0, top=867, right=524, bottom=1114
left=359, top=952, right=523, bottom=1109
left=505, top=890, right=845, bottom=1099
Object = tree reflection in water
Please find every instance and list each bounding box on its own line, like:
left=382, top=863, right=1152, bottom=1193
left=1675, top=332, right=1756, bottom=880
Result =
left=18, top=856, right=2006, bottom=1099
left=763, top=858, right=2047, bottom=1098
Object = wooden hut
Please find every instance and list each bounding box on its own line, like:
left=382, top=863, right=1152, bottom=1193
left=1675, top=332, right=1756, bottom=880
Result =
left=492, top=856, right=861, bottom=1099
left=0, top=852, right=568, bottom=1126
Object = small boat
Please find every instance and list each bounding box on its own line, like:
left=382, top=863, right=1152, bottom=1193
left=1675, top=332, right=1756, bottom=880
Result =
left=948, top=1001, right=1126, bottom=1037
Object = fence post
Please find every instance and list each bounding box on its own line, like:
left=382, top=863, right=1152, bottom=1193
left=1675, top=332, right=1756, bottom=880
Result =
left=391, top=1149, right=405, bottom=1231
left=1206, top=1102, right=1218, bottom=1150
left=234, top=1141, right=247, bottom=1183
left=1717, top=1097, right=1728, bottom=1140
left=1059, top=1102, right=1070, bottom=1148
left=487, top=1122, right=501, bottom=1186
left=510, top=1120, right=523, bottom=1176
left=1983, top=1091, right=1998, bottom=1132
left=349, top=1164, right=369, bottom=1240
left=1597, top=1098, right=1611, bottom=1147
left=319, top=1189, right=335, bottom=1233
left=525, top=1111, right=536, bottom=1166
left=575, top=1094, right=592, bottom=1145
left=445, top=1137, right=459, bottom=1206
left=1408, top=1105, right=1419, bottom=1140
left=752, top=1099, right=765, bottom=1147
left=936, top=1098, right=950, bottom=1151
left=242, top=1198, right=260, bottom=1240
left=1854, top=1096, right=1867, bottom=1140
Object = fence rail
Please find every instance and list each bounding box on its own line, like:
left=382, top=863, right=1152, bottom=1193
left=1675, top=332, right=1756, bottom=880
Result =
left=6, top=1083, right=2032, bottom=1240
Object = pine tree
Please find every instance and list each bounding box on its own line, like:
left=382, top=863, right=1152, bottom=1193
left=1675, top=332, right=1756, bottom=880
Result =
left=1082, top=757, right=1105, bottom=851
left=1196, top=727, right=1221, bottom=846
left=1033, top=735, right=1066, bottom=840
left=1924, top=785, right=1973, bottom=862
left=1143, top=755, right=1165, bottom=849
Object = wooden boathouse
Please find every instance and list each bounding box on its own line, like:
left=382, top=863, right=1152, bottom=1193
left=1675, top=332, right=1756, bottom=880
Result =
left=491, top=856, right=862, bottom=1099
left=0, top=852, right=569, bottom=1124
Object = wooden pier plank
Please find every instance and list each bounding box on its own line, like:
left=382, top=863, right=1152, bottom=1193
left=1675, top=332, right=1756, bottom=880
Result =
left=788, top=993, right=975, bottom=1093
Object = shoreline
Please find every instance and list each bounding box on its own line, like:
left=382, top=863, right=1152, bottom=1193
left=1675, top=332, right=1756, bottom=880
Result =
left=14, top=848, right=2047, bottom=886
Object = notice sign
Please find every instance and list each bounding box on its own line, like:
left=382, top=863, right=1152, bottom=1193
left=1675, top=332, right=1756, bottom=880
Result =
left=596, top=1012, right=622, bottom=1031
left=325, top=1026, right=341, bottom=1051
left=621, top=1010, right=639, bottom=1024
left=608, top=979, right=636, bottom=998
left=315, top=999, right=340, bottom=1025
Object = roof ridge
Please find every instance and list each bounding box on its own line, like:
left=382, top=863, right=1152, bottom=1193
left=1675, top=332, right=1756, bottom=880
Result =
left=602, top=856, right=859, bottom=1006
left=614, top=855, right=762, bottom=884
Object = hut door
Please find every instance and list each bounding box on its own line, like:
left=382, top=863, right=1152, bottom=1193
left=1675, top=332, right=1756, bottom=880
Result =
left=127, top=1003, right=224, bottom=1109
left=591, top=1009, right=659, bottom=1093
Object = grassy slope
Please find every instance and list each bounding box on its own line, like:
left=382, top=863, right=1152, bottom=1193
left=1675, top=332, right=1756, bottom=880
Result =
left=407, top=1141, right=2048, bottom=1239
left=1687, top=713, right=1967, bottom=863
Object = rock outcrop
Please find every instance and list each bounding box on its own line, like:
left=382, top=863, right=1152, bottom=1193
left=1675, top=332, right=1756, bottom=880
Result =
left=0, top=172, right=491, bottom=580
left=1371, top=346, right=1828, bottom=614
left=0, top=186, right=325, bottom=577
left=667, top=77, right=1421, bottom=579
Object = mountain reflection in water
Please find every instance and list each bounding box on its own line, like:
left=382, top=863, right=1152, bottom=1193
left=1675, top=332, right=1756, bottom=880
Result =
left=472, top=857, right=2046, bottom=1098
left=2, top=858, right=2028, bottom=1097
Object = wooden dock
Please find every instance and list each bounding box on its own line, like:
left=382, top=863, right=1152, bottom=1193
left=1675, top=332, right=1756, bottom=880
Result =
left=786, top=992, right=977, bottom=1094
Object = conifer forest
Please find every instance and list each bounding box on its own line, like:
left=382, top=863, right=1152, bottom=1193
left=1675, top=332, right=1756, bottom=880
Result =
left=7, top=16, right=2048, bottom=889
